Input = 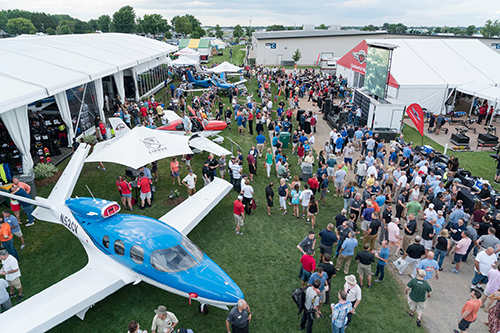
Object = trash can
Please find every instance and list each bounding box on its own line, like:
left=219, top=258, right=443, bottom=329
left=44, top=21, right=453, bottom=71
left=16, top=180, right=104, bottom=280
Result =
left=300, top=162, right=313, bottom=182
left=17, top=172, right=37, bottom=198
left=279, top=132, right=291, bottom=149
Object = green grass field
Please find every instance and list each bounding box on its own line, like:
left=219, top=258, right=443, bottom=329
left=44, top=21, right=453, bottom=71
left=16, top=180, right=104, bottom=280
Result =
left=10, top=60, right=425, bottom=333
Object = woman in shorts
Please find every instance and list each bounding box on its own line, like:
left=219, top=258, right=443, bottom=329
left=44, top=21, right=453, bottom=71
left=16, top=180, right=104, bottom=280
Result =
left=9, top=198, right=21, bottom=224
left=291, top=184, right=302, bottom=218
left=265, top=148, right=273, bottom=178
left=170, top=157, right=181, bottom=186
left=308, top=195, right=319, bottom=228
left=117, top=176, right=133, bottom=211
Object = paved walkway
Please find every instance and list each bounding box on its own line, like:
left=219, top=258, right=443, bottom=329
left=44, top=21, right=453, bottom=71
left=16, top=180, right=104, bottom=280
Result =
left=297, top=97, right=490, bottom=333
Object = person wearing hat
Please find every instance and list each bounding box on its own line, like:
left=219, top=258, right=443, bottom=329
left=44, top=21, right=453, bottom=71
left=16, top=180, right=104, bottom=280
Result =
left=233, top=196, right=245, bottom=235
left=227, top=299, right=252, bottom=333
left=343, top=274, right=361, bottom=326
left=182, top=170, right=197, bottom=197
left=0, top=249, right=22, bottom=302
left=405, top=269, right=432, bottom=327
left=151, top=305, right=178, bottom=333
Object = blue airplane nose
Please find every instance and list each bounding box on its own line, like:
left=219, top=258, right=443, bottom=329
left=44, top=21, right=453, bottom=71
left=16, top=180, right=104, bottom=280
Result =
left=191, top=256, right=244, bottom=304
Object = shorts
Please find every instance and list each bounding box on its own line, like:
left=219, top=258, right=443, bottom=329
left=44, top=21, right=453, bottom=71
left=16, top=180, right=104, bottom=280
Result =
left=249, top=164, right=256, bottom=175
left=421, top=239, right=433, bottom=250
left=10, top=203, right=20, bottom=212
left=319, top=243, right=333, bottom=255
left=171, top=171, right=179, bottom=177
left=327, top=167, right=335, bottom=177
left=408, top=298, right=426, bottom=314
left=454, top=253, right=465, bottom=263
left=267, top=199, right=273, bottom=207
left=7, top=277, right=21, bottom=289
left=225, top=117, right=231, bottom=124
left=335, top=182, right=343, bottom=189
left=257, top=143, right=265, bottom=151
left=140, top=191, right=152, bottom=200
left=293, top=142, right=298, bottom=148
left=344, top=158, right=353, bottom=165
left=299, top=267, right=312, bottom=283
left=361, top=220, right=370, bottom=231
left=187, top=187, right=196, bottom=196
left=234, top=214, right=244, bottom=226
left=335, top=147, right=342, bottom=153
left=122, top=193, right=132, bottom=198
left=458, top=319, right=473, bottom=331
left=357, top=263, right=372, bottom=276
left=238, top=125, right=244, bottom=130
left=321, top=188, right=328, bottom=199
left=496, top=169, right=500, bottom=176
left=319, top=289, right=326, bottom=304
left=13, top=230, right=23, bottom=238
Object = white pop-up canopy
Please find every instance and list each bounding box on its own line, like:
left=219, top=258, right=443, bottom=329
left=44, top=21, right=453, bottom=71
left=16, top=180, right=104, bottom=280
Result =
left=86, top=126, right=193, bottom=168
left=171, top=56, right=199, bottom=67
left=207, top=61, right=243, bottom=73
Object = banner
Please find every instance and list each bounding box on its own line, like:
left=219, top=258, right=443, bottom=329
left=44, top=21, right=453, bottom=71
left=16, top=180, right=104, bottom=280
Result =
left=406, top=103, right=424, bottom=137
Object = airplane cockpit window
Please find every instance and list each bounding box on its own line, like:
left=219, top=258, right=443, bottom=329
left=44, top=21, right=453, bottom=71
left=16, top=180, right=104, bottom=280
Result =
left=181, top=236, right=204, bottom=262
left=114, top=239, right=125, bottom=256
left=103, top=235, right=110, bottom=249
left=191, top=118, right=202, bottom=132
left=176, top=124, right=184, bottom=131
left=130, top=245, right=144, bottom=265
left=151, top=246, right=198, bottom=273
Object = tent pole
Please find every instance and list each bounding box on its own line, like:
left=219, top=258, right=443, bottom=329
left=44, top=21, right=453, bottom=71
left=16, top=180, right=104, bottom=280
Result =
left=451, top=89, right=457, bottom=110
left=491, top=100, right=498, bottom=126
left=469, top=97, right=475, bottom=117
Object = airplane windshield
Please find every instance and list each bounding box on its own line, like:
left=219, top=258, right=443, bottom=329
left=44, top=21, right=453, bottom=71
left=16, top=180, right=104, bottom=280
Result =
left=181, top=236, right=204, bottom=262
left=151, top=245, right=198, bottom=273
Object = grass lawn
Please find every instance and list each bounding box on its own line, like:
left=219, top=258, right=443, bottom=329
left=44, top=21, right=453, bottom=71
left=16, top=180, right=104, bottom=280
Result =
left=207, top=45, right=246, bottom=66
left=402, top=125, right=499, bottom=191
left=11, top=70, right=424, bottom=333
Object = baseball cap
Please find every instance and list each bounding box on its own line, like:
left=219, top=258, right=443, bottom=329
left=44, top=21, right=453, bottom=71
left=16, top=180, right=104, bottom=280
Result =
left=238, top=195, right=243, bottom=200
left=429, top=203, right=435, bottom=209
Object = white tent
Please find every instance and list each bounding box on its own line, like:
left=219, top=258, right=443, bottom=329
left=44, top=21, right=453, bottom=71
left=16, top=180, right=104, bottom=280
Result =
left=174, top=48, right=200, bottom=62
left=171, top=56, right=199, bottom=67
left=338, top=38, right=500, bottom=114
left=207, top=61, right=243, bottom=73
left=86, top=126, right=193, bottom=168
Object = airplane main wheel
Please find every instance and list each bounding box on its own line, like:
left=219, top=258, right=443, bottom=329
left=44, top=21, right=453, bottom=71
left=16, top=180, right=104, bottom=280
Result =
left=199, top=303, right=209, bottom=314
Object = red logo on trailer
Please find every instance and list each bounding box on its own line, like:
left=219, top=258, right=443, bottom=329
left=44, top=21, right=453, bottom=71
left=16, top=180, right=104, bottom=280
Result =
left=406, top=103, right=424, bottom=137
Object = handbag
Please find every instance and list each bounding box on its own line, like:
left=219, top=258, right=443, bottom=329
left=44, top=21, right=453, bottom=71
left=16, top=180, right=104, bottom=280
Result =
left=393, top=257, right=405, bottom=270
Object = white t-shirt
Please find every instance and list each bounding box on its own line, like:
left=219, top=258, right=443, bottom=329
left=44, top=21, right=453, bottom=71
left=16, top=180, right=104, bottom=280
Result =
left=397, top=175, right=408, bottom=187
left=182, top=174, right=197, bottom=189
left=366, top=165, right=377, bottom=178
left=388, top=222, right=400, bottom=242
left=0, top=279, right=8, bottom=304
left=161, top=114, right=169, bottom=125
left=344, top=146, right=355, bottom=159
left=344, top=282, right=362, bottom=302
left=476, top=250, right=497, bottom=276
left=1, top=255, right=20, bottom=281
left=300, top=189, right=313, bottom=207
left=242, top=185, right=254, bottom=198
left=424, top=209, right=437, bottom=222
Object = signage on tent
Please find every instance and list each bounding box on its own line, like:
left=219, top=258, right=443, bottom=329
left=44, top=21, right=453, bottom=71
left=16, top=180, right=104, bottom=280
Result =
left=352, top=50, right=366, bottom=64
left=142, top=137, right=168, bottom=155
left=406, top=103, right=424, bottom=137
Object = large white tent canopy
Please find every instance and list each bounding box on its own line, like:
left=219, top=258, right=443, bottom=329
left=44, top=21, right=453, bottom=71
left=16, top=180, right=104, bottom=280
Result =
left=207, top=61, right=243, bottom=73
left=171, top=56, right=199, bottom=67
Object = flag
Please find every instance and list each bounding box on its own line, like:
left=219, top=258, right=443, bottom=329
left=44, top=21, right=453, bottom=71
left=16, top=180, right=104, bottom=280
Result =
left=406, top=103, right=424, bottom=137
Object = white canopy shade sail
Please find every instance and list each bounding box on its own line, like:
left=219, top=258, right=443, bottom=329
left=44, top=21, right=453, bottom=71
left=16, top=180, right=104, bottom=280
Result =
left=86, top=126, right=193, bottom=168
left=175, top=48, right=200, bottom=56
left=207, top=61, right=243, bottom=73
left=171, top=56, right=199, bottom=67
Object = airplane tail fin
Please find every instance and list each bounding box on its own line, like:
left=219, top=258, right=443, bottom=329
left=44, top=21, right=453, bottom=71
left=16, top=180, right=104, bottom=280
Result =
left=48, top=144, right=91, bottom=203
left=186, top=70, right=196, bottom=83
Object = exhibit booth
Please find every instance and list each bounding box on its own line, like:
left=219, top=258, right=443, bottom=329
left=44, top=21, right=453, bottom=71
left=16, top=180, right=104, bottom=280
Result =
left=0, top=33, right=177, bottom=176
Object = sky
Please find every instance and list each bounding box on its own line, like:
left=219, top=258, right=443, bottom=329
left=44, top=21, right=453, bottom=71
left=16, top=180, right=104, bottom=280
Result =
left=1, top=0, right=500, bottom=27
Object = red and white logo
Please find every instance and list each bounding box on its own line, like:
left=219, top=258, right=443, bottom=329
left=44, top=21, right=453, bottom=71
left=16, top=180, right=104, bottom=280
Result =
left=352, top=50, right=367, bottom=64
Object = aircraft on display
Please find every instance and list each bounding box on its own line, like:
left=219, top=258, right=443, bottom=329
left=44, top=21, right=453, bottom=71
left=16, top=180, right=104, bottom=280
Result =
left=186, top=71, right=245, bottom=90
left=158, top=106, right=227, bottom=138
left=0, top=145, right=243, bottom=332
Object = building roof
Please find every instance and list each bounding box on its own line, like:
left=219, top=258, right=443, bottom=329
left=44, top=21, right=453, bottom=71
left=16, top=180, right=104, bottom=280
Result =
left=0, top=33, right=177, bottom=114
left=252, top=30, right=386, bottom=40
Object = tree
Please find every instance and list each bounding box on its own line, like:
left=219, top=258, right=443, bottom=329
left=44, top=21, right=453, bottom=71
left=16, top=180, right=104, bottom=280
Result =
left=46, top=27, right=56, bottom=35
left=137, top=13, right=168, bottom=35
left=386, top=23, right=407, bottom=34
left=59, top=25, right=72, bottom=35
left=233, top=24, right=244, bottom=39
left=87, top=19, right=98, bottom=32
left=266, top=24, right=285, bottom=31
left=292, top=49, right=302, bottom=63
left=245, top=26, right=254, bottom=38
left=58, top=20, right=75, bottom=34
left=172, top=15, right=192, bottom=36
left=361, top=24, right=378, bottom=31
left=191, top=26, right=205, bottom=38
left=481, top=20, right=500, bottom=38
left=214, top=24, right=223, bottom=39
left=112, top=5, right=136, bottom=33
left=466, top=25, right=476, bottom=36
left=316, top=24, right=328, bottom=30
left=382, top=22, right=390, bottom=31
left=185, top=14, right=201, bottom=30
left=73, top=20, right=88, bottom=34
left=0, top=11, right=8, bottom=30
left=6, top=17, right=36, bottom=35
left=30, top=12, right=57, bottom=32
left=97, top=15, right=111, bottom=32
left=433, top=27, right=442, bottom=34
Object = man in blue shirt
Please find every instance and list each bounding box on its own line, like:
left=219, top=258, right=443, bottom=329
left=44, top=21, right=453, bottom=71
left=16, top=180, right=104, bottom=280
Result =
left=403, top=145, right=412, bottom=159
left=308, top=267, right=329, bottom=317
left=365, top=152, right=375, bottom=167
left=335, top=231, right=358, bottom=274
left=282, top=119, right=291, bottom=132
left=3, top=211, right=26, bottom=250
left=374, top=240, right=390, bottom=282
left=416, top=252, right=439, bottom=281
left=335, top=136, right=344, bottom=157
left=316, top=165, right=328, bottom=182
left=255, top=132, right=266, bottom=156
left=237, top=113, right=244, bottom=135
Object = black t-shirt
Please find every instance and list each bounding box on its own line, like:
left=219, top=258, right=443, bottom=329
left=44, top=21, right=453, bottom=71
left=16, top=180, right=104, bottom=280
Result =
left=421, top=221, right=434, bottom=240
left=406, top=244, right=426, bottom=259
left=479, top=188, right=491, bottom=199
left=369, top=219, right=382, bottom=235
left=426, top=192, right=435, bottom=204
left=265, top=186, right=274, bottom=200
left=337, top=226, right=352, bottom=242
left=382, top=208, right=392, bottom=224
left=278, top=184, right=288, bottom=197
left=335, top=214, right=348, bottom=228
left=355, top=250, right=375, bottom=265
left=478, top=222, right=493, bottom=237
left=431, top=198, right=443, bottom=211
left=436, top=236, right=448, bottom=251
left=405, top=219, right=417, bottom=236
left=318, top=262, right=337, bottom=281
left=398, top=194, right=407, bottom=206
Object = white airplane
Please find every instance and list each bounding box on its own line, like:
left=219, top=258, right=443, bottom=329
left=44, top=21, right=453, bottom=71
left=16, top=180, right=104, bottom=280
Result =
left=0, top=145, right=243, bottom=332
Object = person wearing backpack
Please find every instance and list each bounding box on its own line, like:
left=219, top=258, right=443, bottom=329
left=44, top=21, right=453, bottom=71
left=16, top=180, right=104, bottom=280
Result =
left=343, top=181, right=356, bottom=211
left=299, top=279, right=321, bottom=333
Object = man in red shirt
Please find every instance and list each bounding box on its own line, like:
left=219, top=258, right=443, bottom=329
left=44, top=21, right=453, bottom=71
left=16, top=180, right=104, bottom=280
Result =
left=308, top=177, right=320, bottom=196
left=138, top=172, right=152, bottom=210
left=299, top=249, right=316, bottom=287
left=98, top=121, right=107, bottom=141
left=140, top=105, right=148, bottom=121
left=455, top=289, right=482, bottom=333
left=234, top=196, right=245, bottom=235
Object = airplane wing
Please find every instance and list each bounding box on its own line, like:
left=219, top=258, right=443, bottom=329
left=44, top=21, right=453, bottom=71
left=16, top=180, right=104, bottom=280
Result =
left=0, top=253, right=135, bottom=333
left=159, top=177, right=232, bottom=235
left=233, top=79, right=247, bottom=85
left=163, top=110, right=182, bottom=123
left=189, top=136, right=231, bottom=156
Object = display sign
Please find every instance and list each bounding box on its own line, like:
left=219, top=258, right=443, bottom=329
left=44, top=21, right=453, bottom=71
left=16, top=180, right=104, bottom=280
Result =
left=364, top=46, right=390, bottom=99
left=265, top=43, right=277, bottom=49
left=406, top=103, right=425, bottom=137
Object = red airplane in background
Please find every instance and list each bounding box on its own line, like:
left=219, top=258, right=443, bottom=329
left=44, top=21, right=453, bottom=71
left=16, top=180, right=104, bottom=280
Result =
left=158, top=106, right=227, bottom=137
